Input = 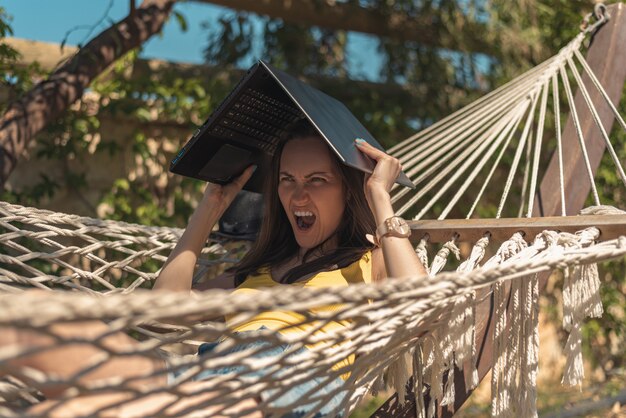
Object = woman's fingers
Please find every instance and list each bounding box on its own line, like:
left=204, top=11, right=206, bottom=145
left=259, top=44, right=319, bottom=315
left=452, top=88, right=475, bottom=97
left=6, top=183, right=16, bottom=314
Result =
left=230, top=164, right=257, bottom=190
left=355, top=139, right=402, bottom=171
left=354, top=138, right=388, bottom=160
left=222, top=165, right=257, bottom=198
left=355, top=139, right=402, bottom=188
left=203, top=164, right=257, bottom=212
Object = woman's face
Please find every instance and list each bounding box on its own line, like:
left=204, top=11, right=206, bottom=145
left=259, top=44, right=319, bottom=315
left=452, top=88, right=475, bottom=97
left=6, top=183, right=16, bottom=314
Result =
left=278, top=136, right=346, bottom=251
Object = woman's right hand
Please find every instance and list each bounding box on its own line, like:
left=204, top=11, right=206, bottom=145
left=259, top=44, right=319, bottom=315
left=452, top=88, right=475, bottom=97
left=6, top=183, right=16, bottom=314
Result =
left=153, top=164, right=257, bottom=292
left=201, top=165, right=257, bottom=218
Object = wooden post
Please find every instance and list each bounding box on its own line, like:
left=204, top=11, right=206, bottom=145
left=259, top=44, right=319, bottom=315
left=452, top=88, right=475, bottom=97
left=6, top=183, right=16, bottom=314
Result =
left=374, top=3, right=626, bottom=416
left=534, top=4, right=626, bottom=217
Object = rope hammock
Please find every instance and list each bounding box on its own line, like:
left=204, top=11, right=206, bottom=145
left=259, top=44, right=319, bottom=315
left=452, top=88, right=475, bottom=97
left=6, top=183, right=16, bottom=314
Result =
left=1, top=6, right=626, bottom=417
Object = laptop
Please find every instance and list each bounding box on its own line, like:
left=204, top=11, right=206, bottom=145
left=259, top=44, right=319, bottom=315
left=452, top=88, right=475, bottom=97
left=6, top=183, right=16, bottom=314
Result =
left=170, top=60, right=415, bottom=192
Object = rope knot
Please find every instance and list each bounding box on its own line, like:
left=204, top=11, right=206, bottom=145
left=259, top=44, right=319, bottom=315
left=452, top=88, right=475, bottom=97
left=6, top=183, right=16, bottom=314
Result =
left=429, top=238, right=460, bottom=276
left=442, top=240, right=461, bottom=260
left=576, top=227, right=600, bottom=246
left=580, top=205, right=626, bottom=216
left=499, top=232, right=527, bottom=260
left=556, top=231, right=581, bottom=248
left=534, top=230, right=559, bottom=248
left=457, top=234, right=490, bottom=273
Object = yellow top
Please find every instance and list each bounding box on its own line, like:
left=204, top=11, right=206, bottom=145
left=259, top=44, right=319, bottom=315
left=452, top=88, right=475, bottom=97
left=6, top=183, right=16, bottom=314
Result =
left=225, top=251, right=372, bottom=377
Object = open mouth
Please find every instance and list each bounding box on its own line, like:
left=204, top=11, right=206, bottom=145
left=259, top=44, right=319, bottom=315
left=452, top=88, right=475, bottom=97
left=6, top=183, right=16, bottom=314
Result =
left=294, top=210, right=316, bottom=231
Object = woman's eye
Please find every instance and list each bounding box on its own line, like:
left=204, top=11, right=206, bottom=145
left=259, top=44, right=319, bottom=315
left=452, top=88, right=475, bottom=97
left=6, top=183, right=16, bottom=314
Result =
left=310, top=177, right=326, bottom=184
left=279, top=177, right=293, bottom=183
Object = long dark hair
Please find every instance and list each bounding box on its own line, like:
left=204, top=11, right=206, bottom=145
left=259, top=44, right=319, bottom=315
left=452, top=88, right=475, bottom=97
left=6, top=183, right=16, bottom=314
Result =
left=232, top=120, right=376, bottom=285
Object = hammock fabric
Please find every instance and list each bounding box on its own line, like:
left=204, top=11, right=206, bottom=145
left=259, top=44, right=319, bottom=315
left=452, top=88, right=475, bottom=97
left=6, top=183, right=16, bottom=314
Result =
left=1, top=204, right=624, bottom=417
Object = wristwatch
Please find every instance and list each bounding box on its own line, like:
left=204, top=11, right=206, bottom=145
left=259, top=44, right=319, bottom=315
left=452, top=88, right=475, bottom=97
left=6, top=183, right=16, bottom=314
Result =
left=375, top=216, right=411, bottom=245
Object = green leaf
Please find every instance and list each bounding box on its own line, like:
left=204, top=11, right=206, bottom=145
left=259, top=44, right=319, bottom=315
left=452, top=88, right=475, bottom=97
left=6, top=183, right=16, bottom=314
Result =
left=114, top=179, right=130, bottom=191
left=135, top=108, right=152, bottom=121
left=193, top=84, right=206, bottom=99
left=173, top=11, right=188, bottom=33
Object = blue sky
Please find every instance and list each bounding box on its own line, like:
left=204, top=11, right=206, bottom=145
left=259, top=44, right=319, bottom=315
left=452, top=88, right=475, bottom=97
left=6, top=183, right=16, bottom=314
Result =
left=6, top=1, right=240, bottom=64
left=4, top=0, right=382, bottom=80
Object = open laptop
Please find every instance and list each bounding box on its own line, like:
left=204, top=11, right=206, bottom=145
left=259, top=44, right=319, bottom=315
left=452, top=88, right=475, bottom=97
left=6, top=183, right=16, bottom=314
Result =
left=170, top=60, right=415, bottom=193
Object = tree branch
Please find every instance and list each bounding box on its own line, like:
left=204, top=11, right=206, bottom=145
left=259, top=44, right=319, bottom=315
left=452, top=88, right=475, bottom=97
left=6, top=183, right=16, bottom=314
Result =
left=0, top=0, right=175, bottom=188
left=194, top=0, right=503, bottom=57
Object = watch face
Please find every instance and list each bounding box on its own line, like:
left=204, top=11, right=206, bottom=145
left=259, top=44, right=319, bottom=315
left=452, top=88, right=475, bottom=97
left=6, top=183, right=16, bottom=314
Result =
left=390, top=217, right=411, bottom=235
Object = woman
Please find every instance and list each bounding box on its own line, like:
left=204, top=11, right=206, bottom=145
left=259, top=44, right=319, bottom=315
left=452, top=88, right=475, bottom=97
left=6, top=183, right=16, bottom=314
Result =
left=2, top=121, right=426, bottom=417
left=158, top=120, right=426, bottom=416
left=157, top=120, right=425, bottom=291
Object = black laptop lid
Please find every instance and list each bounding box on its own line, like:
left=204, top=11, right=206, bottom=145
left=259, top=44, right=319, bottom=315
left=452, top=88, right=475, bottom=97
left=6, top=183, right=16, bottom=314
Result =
left=170, top=60, right=415, bottom=192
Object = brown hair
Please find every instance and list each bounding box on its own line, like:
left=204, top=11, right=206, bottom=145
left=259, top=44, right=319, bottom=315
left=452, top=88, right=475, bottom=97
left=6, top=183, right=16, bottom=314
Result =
left=232, top=120, right=375, bottom=285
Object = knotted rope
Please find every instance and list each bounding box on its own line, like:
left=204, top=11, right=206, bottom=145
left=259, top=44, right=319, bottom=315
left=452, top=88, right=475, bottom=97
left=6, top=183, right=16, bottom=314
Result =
left=1, top=210, right=624, bottom=416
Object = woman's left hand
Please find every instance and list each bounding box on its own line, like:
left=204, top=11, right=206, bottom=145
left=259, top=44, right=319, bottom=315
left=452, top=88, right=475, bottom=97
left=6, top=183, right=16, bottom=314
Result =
left=354, top=139, right=427, bottom=279
left=354, top=139, right=402, bottom=203
left=355, top=140, right=426, bottom=278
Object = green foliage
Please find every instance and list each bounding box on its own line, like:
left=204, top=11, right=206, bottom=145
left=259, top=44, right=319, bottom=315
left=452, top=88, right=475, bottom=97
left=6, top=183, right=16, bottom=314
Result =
left=173, top=10, right=188, bottom=33
left=86, top=53, right=232, bottom=227
left=82, top=49, right=235, bottom=227
left=0, top=7, right=18, bottom=67
left=199, top=1, right=624, bottom=153
left=204, top=13, right=255, bottom=67
left=1, top=8, right=233, bottom=225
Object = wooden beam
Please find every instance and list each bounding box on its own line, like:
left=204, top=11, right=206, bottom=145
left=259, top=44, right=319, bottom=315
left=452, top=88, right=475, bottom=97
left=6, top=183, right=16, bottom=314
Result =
left=193, top=0, right=504, bottom=57
left=408, top=214, right=626, bottom=243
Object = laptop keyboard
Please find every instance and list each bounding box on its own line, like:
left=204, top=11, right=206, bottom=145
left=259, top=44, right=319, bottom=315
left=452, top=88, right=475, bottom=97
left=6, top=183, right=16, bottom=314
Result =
left=210, top=88, right=302, bottom=153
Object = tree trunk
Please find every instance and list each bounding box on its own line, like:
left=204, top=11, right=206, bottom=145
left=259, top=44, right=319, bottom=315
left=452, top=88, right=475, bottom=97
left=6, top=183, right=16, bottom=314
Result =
left=0, top=0, right=175, bottom=189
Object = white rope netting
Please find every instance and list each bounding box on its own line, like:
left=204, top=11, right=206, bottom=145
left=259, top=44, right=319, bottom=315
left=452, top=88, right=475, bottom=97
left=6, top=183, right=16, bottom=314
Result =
left=388, top=32, right=626, bottom=220
left=0, top=202, right=248, bottom=294
left=1, top=221, right=625, bottom=417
